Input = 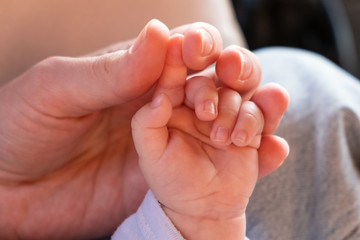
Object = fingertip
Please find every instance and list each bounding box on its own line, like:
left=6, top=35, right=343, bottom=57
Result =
left=209, top=88, right=241, bottom=146
left=183, top=22, right=222, bottom=71
left=185, top=76, right=218, bottom=121
left=150, top=93, right=167, bottom=109
left=197, top=100, right=217, bottom=121
left=210, top=126, right=231, bottom=146
left=231, top=101, right=264, bottom=148
left=151, top=93, right=173, bottom=112
left=166, top=34, right=185, bottom=66
left=129, top=19, right=169, bottom=55
left=216, top=46, right=261, bottom=96
left=155, top=34, right=187, bottom=107
left=231, top=130, right=248, bottom=147
left=144, top=19, right=170, bottom=43
left=251, top=83, right=290, bottom=134
left=132, top=93, right=172, bottom=130
left=113, top=19, right=170, bottom=102
left=196, top=28, right=214, bottom=56
left=276, top=136, right=290, bottom=159
left=258, top=135, right=290, bottom=178
left=266, top=83, right=290, bottom=110
left=269, top=136, right=290, bottom=171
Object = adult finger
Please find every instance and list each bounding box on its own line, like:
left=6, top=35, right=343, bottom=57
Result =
left=216, top=46, right=261, bottom=101
left=153, top=34, right=187, bottom=107
left=10, top=19, right=170, bottom=118
left=181, top=22, right=223, bottom=71
left=96, top=22, right=223, bottom=75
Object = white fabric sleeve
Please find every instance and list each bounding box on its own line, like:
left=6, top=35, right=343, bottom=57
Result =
left=111, top=190, right=251, bottom=240
left=111, top=190, right=184, bottom=240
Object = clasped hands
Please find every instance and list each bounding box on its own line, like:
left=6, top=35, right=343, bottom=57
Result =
left=0, top=20, right=288, bottom=239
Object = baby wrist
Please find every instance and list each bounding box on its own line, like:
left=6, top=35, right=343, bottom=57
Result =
left=163, top=206, right=246, bottom=240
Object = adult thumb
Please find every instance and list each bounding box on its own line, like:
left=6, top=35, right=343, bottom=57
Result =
left=11, top=19, right=170, bottom=118
left=131, top=94, right=172, bottom=161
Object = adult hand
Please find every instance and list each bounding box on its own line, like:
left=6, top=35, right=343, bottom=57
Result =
left=0, top=20, right=222, bottom=239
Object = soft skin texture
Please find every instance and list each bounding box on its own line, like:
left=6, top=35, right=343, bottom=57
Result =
left=0, top=20, right=225, bottom=239
left=0, top=0, right=245, bottom=87
left=0, top=1, right=289, bottom=239
left=132, top=35, right=289, bottom=240
left=0, top=19, right=289, bottom=239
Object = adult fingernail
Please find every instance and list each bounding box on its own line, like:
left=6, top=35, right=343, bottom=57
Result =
left=130, top=20, right=153, bottom=54
left=238, top=50, right=253, bottom=80
left=197, top=28, right=214, bottom=56
left=214, top=127, right=229, bottom=142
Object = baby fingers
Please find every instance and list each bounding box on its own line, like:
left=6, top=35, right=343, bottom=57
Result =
left=182, top=22, right=222, bottom=71
left=208, top=88, right=264, bottom=148
left=185, top=77, right=264, bottom=148
left=231, top=101, right=264, bottom=148
left=210, top=88, right=241, bottom=145
left=184, top=76, right=218, bottom=121
left=216, top=46, right=261, bottom=101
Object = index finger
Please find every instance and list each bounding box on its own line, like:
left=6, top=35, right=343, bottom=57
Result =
left=216, top=46, right=262, bottom=101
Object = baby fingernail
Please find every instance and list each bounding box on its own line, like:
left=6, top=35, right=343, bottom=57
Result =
left=234, top=130, right=247, bottom=145
left=215, top=127, right=229, bottom=142
left=203, top=101, right=216, bottom=115
left=238, top=50, right=253, bottom=80
left=150, top=94, right=163, bottom=109
left=198, top=28, right=214, bottom=56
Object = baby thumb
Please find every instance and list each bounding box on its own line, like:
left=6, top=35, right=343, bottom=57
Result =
left=131, top=93, right=172, bottom=161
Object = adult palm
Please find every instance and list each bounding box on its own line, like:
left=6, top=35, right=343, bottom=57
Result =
left=0, top=20, right=172, bottom=239
left=0, top=19, right=226, bottom=239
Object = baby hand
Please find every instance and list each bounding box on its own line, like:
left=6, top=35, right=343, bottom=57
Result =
left=131, top=34, right=272, bottom=240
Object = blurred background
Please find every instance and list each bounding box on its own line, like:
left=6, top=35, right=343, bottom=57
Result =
left=231, top=0, right=360, bottom=78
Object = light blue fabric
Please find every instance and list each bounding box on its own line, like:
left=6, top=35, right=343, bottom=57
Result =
left=111, top=190, right=250, bottom=240
left=111, top=47, right=360, bottom=240
left=247, top=47, right=360, bottom=239
left=111, top=191, right=184, bottom=240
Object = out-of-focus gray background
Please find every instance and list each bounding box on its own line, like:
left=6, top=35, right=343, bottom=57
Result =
left=232, top=0, right=360, bottom=78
